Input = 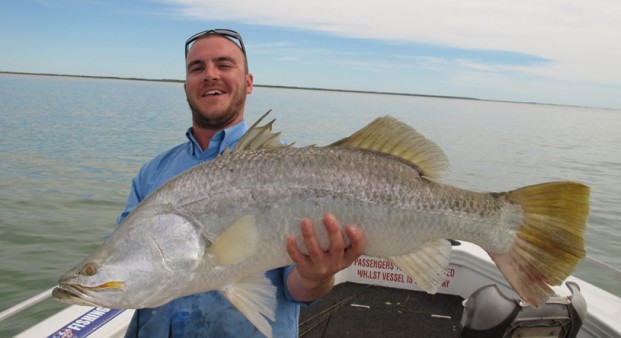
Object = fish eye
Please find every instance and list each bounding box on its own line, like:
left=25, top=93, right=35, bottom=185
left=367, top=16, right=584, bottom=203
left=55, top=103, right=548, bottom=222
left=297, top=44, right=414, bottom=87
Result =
left=81, top=262, right=98, bottom=276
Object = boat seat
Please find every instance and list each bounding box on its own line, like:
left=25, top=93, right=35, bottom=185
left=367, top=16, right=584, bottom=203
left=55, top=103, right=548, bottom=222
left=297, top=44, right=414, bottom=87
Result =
left=460, top=282, right=586, bottom=338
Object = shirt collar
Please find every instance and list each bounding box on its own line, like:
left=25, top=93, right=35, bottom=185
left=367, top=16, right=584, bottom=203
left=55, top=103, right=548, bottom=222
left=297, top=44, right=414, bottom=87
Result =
left=185, top=120, right=249, bottom=160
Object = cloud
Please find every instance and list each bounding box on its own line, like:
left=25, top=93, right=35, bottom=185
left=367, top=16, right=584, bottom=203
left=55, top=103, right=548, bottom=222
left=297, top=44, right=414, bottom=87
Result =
left=167, top=0, right=621, bottom=87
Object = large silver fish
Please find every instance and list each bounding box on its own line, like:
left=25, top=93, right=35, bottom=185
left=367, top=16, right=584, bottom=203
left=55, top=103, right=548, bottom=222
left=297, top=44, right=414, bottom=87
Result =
left=53, top=112, right=589, bottom=338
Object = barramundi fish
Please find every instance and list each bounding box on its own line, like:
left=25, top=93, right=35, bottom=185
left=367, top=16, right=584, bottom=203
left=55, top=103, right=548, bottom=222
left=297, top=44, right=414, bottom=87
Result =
left=53, top=112, right=589, bottom=338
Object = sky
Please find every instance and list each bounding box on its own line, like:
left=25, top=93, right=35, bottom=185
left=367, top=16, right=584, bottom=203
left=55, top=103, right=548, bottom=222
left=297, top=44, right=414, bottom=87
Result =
left=1, top=0, right=620, bottom=109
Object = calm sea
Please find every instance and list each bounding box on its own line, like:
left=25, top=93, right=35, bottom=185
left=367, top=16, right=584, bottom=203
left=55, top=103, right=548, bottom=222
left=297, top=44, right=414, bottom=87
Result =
left=1, top=73, right=620, bottom=336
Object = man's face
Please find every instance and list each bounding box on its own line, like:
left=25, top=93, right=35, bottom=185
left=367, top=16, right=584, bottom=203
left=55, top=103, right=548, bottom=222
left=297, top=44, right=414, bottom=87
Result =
left=184, top=35, right=253, bottom=130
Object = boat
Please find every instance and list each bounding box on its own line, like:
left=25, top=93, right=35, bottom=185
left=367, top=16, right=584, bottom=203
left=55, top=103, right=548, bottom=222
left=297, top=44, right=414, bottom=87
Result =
left=2, top=242, right=620, bottom=337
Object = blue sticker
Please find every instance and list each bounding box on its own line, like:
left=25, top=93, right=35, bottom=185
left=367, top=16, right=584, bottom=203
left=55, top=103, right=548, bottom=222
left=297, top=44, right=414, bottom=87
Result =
left=48, top=307, right=125, bottom=338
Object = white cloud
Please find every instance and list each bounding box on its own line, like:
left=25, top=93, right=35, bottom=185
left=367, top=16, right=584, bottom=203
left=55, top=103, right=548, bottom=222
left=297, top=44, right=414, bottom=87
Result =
left=167, top=0, right=621, bottom=87
left=168, top=0, right=621, bottom=107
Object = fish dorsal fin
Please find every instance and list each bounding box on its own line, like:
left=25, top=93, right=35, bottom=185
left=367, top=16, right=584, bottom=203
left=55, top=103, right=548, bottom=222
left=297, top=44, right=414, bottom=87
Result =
left=221, top=274, right=277, bottom=338
left=207, top=215, right=258, bottom=265
left=331, top=116, right=449, bottom=179
left=388, top=239, right=452, bottom=294
left=225, top=110, right=287, bottom=155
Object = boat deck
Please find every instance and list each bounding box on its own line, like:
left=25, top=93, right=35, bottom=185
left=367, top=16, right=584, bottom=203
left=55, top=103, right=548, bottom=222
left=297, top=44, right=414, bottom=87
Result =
left=300, top=282, right=464, bottom=337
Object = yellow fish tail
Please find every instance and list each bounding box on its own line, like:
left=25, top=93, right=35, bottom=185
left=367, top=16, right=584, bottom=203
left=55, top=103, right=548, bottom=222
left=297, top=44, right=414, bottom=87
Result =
left=490, top=181, right=589, bottom=307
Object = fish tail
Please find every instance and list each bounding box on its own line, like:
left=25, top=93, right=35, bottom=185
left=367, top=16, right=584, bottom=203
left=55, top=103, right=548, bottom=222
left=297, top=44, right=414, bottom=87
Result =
left=489, top=181, right=589, bottom=307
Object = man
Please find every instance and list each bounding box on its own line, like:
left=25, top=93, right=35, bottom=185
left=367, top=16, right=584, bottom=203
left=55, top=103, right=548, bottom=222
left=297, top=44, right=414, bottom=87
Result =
left=118, top=29, right=365, bottom=337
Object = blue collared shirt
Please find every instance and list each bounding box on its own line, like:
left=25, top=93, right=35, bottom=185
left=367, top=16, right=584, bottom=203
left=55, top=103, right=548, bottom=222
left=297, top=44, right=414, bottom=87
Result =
left=119, top=121, right=301, bottom=337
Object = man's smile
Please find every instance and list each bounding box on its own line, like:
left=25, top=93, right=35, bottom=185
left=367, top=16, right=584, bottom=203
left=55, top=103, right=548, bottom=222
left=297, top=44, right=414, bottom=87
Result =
left=202, top=90, right=224, bottom=97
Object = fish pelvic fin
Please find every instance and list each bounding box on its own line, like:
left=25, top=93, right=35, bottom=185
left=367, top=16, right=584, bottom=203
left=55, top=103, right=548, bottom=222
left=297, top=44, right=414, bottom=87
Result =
left=490, top=181, right=589, bottom=307
left=207, top=215, right=259, bottom=265
left=388, top=239, right=452, bottom=294
left=222, top=274, right=277, bottom=338
left=330, top=116, right=449, bottom=179
left=225, top=110, right=288, bottom=155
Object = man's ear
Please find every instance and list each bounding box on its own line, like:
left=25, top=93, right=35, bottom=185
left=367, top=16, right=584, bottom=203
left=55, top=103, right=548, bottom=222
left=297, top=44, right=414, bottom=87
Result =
left=246, top=73, right=254, bottom=94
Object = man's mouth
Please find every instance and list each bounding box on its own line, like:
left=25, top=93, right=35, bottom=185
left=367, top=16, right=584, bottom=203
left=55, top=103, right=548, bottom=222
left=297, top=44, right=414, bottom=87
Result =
left=202, top=90, right=224, bottom=97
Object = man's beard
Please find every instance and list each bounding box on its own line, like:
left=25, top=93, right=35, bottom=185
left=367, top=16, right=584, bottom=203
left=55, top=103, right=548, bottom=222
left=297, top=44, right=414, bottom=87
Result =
left=188, top=86, right=247, bottom=130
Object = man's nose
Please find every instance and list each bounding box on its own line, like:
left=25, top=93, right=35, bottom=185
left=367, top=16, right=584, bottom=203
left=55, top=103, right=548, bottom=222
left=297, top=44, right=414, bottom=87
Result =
left=203, top=64, right=219, bottom=81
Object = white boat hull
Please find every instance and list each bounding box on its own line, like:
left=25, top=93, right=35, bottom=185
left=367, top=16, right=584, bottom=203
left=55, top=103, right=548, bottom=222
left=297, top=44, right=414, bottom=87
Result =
left=10, top=242, right=621, bottom=338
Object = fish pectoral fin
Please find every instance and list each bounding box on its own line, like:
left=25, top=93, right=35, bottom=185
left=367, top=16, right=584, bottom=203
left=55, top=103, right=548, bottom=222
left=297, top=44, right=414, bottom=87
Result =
left=207, top=215, right=258, bottom=265
left=222, top=274, right=277, bottom=338
left=388, top=239, right=452, bottom=294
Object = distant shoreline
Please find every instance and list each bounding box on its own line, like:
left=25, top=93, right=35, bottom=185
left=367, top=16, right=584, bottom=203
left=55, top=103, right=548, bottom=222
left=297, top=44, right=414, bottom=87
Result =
left=0, top=70, right=481, bottom=102
left=0, top=70, right=587, bottom=108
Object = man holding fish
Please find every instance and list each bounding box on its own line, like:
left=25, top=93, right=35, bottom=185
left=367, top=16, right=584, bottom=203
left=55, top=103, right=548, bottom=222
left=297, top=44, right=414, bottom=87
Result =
left=116, top=29, right=366, bottom=337
left=53, top=27, right=588, bottom=338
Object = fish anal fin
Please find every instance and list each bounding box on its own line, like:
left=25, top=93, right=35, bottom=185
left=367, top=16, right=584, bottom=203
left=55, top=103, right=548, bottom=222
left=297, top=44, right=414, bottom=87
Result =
left=222, top=274, right=277, bottom=338
left=225, top=110, right=285, bottom=154
left=388, top=239, right=452, bottom=294
left=331, top=116, right=449, bottom=179
left=208, top=215, right=258, bottom=265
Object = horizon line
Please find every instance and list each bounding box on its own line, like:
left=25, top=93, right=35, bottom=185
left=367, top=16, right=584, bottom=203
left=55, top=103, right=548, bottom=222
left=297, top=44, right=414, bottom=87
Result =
left=0, top=70, right=595, bottom=109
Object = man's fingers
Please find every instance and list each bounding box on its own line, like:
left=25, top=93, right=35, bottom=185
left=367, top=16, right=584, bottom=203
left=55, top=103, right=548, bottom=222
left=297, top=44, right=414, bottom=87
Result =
left=286, top=236, right=306, bottom=264
left=322, top=213, right=339, bottom=230
left=300, top=218, right=325, bottom=259
left=343, top=225, right=365, bottom=262
left=323, top=213, right=345, bottom=254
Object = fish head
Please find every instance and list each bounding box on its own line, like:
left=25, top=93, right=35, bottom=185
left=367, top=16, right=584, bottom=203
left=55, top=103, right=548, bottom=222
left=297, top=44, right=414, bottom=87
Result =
left=53, top=211, right=210, bottom=308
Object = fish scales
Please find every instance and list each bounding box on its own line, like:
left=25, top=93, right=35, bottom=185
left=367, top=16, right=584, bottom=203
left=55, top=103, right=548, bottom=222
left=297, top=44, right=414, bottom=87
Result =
left=165, top=146, right=514, bottom=260
left=53, top=113, right=589, bottom=338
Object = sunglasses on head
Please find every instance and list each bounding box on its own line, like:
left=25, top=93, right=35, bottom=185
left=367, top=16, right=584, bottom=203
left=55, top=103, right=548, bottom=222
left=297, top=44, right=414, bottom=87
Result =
left=185, top=29, right=246, bottom=59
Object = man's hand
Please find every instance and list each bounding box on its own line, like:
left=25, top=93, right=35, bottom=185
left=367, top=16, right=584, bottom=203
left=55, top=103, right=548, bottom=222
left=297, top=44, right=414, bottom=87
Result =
left=285, top=213, right=365, bottom=302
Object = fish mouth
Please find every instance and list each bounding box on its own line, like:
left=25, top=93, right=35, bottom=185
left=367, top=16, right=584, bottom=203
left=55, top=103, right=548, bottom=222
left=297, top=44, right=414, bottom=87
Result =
left=53, top=281, right=125, bottom=306
left=52, top=286, right=98, bottom=306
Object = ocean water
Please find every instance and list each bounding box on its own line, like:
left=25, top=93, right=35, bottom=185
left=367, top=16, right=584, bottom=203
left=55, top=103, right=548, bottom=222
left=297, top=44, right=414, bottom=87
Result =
left=1, top=73, right=620, bottom=336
